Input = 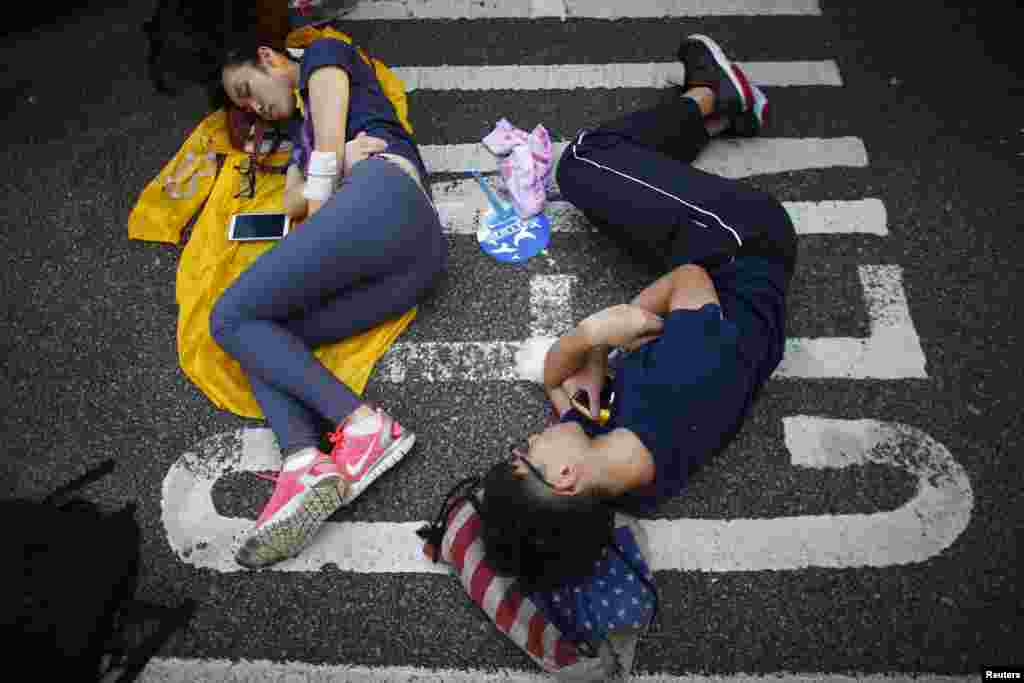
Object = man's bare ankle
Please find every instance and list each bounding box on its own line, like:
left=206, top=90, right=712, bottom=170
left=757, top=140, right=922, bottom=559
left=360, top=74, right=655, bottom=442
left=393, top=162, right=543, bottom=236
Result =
left=683, top=86, right=716, bottom=117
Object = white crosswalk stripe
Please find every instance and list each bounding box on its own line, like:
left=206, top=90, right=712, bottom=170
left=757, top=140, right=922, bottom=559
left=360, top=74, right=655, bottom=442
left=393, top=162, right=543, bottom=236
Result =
left=142, top=657, right=973, bottom=682
left=422, top=137, right=870, bottom=177
left=345, top=0, right=822, bottom=21
left=395, top=60, right=843, bottom=90
left=434, top=188, right=888, bottom=236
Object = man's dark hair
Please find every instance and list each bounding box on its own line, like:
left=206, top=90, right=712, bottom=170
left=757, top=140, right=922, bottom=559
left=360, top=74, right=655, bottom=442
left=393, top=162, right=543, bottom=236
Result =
left=477, top=461, right=615, bottom=592
left=417, top=460, right=614, bottom=592
left=418, top=458, right=661, bottom=656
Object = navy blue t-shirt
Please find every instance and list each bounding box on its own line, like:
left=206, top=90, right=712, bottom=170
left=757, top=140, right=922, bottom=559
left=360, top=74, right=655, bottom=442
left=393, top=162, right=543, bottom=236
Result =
left=560, top=255, right=787, bottom=513
left=288, top=39, right=428, bottom=182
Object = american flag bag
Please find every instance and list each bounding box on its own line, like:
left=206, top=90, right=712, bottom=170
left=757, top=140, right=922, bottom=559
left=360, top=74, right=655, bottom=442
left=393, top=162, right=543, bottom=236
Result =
left=421, top=494, right=655, bottom=680
left=529, top=526, right=656, bottom=646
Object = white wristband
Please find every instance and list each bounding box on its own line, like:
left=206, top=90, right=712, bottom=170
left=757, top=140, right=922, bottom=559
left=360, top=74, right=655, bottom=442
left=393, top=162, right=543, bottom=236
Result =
left=302, top=174, right=336, bottom=201
left=303, top=150, right=340, bottom=201
left=307, top=150, right=339, bottom=177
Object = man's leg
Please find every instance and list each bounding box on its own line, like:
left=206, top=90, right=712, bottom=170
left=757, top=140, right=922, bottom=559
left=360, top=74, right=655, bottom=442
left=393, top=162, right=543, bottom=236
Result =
left=557, top=34, right=787, bottom=275
left=585, top=91, right=712, bottom=165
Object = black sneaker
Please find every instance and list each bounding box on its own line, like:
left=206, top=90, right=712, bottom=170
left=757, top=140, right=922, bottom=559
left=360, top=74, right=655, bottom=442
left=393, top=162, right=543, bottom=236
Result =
left=678, top=34, right=752, bottom=119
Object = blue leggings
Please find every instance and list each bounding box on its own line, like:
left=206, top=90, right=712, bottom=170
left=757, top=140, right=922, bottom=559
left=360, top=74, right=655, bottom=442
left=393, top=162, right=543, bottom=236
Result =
left=210, top=158, right=445, bottom=454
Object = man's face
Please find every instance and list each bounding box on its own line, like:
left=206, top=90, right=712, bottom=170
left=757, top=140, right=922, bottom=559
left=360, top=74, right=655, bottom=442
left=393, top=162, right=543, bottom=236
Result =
left=222, top=52, right=295, bottom=121
left=512, top=421, right=591, bottom=490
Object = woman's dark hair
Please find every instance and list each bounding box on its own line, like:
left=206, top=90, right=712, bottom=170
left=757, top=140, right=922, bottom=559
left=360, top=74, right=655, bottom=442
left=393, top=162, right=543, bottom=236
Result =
left=206, top=30, right=287, bottom=112
left=144, top=1, right=283, bottom=96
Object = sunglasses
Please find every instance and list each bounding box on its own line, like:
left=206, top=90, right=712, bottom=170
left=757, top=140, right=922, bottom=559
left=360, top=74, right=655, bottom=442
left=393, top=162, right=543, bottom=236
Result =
left=233, top=154, right=257, bottom=199
left=509, top=445, right=554, bottom=490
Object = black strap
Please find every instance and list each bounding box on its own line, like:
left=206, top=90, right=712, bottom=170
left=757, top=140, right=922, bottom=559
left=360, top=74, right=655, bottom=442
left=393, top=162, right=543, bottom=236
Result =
left=42, top=459, right=115, bottom=507
left=416, top=475, right=483, bottom=558
left=102, top=599, right=198, bottom=683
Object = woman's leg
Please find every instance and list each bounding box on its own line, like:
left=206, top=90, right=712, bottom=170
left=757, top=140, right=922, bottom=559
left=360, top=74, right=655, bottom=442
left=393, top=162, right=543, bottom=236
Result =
left=219, top=159, right=444, bottom=569
left=247, top=236, right=446, bottom=458
left=210, top=158, right=444, bottom=430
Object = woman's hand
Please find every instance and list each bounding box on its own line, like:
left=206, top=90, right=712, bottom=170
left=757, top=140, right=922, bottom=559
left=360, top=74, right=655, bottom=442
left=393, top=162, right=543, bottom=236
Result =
left=283, top=165, right=308, bottom=221
left=578, top=304, right=664, bottom=349
left=344, top=131, right=388, bottom=175
left=306, top=198, right=325, bottom=219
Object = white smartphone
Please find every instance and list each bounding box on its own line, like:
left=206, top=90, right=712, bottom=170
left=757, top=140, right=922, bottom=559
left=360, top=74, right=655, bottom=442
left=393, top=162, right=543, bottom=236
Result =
left=228, top=212, right=290, bottom=241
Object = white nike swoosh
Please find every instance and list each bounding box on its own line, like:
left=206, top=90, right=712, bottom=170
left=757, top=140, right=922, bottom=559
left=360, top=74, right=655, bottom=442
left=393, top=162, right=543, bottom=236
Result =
left=345, top=438, right=378, bottom=478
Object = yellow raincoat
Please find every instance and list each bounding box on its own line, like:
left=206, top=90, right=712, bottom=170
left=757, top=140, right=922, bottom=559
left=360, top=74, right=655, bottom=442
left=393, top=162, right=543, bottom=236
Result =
left=128, top=28, right=417, bottom=418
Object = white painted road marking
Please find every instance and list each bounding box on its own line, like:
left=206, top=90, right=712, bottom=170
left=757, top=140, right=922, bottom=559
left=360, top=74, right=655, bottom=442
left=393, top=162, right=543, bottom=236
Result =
left=160, top=417, right=970, bottom=574
left=776, top=265, right=928, bottom=379
left=378, top=266, right=927, bottom=382
left=395, top=60, right=842, bottom=90
left=422, top=137, right=870, bottom=178
left=433, top=186, right=888, bottom=237
left=139, top=657, right=973, bottom=683
left=345, top=0, right=822, bottom=21
left=645, top=416, right=973, bottom=571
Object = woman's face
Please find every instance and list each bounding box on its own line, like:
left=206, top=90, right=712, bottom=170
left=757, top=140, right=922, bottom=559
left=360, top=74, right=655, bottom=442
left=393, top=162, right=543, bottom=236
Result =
left=222, top=49, right=296, bottom=121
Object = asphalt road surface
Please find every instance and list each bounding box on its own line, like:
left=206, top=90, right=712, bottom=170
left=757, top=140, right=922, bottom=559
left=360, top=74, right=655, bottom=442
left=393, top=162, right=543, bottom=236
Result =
left=1, top=1, right=1020, bottom=680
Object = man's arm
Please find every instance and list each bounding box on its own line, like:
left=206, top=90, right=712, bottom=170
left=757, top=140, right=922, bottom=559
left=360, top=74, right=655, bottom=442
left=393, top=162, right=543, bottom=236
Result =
left=630, top=263, right=720, bottom=314
left=543, top=305, right=663, bottom=389
left=542, top=327, right=593, bottom=390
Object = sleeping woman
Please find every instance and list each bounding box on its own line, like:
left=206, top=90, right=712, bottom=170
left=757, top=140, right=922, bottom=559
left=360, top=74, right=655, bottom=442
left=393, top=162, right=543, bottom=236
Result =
left=211, top=32, right=445, bottom=568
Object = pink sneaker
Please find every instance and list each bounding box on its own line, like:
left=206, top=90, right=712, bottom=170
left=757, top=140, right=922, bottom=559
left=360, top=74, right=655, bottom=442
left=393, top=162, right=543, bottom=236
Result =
left=235, top=450, right=344, bottom=569
left=328, top=407, right=416, bottom=505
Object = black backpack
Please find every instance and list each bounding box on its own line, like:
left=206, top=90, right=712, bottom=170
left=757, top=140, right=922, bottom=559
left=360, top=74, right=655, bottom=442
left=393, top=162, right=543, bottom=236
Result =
left=1, top=460, right=196, bottom=682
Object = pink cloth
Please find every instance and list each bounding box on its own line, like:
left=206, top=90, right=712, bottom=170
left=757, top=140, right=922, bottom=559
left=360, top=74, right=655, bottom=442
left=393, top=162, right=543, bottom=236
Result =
left=481, top=119, right=553, bottom=219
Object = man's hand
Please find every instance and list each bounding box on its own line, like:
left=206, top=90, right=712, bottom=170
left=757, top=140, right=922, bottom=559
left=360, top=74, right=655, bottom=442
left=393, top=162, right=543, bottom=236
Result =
left=344, top=131, right=388, bottom=176
left=560, top=346, right=609, bottom=418
left=578, top=304, right=664, bottom=349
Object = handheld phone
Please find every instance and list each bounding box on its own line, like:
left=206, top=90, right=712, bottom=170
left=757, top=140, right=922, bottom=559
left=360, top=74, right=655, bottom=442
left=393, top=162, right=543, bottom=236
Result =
left=569, top=384, right=615, bottom=426
left=228, top=212, right=290, bottom=241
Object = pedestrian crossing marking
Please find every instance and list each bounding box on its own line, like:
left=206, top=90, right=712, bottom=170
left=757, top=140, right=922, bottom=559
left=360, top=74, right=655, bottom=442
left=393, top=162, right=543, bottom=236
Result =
left=141, top=657, right=974, bottom=682
left=395, top=60, right=842, bottom=91
left=434, top=191, right=887, bottom=237
left=421, top=137, right=869, bottom=178
left=345, top=0, right=822, bottom=21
